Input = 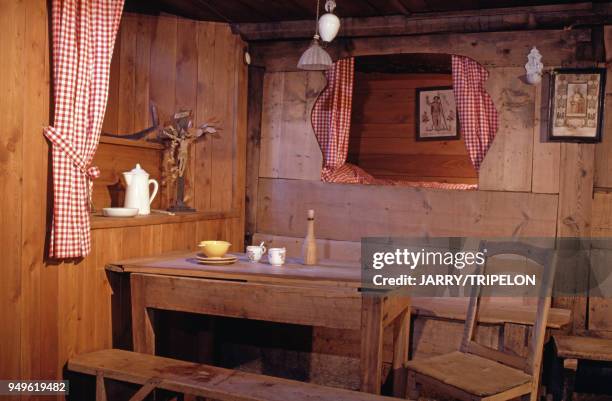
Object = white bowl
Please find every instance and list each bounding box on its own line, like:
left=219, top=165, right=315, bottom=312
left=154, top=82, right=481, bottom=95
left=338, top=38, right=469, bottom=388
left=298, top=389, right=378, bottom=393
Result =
left=102, top=207, right=139, bottom=217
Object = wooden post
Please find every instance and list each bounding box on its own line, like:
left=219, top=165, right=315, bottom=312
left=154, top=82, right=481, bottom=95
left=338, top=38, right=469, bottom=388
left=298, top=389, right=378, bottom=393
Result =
left=245, top=66, right=265, bottom=241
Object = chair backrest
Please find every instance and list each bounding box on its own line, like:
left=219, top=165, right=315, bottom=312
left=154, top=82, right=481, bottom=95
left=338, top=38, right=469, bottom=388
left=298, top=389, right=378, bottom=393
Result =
left=460, top=241, right=557, bottom=376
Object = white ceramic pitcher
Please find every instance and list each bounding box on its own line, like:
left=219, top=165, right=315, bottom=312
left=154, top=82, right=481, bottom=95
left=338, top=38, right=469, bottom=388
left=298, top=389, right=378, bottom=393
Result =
left=123, top=164, right=159, bottom=215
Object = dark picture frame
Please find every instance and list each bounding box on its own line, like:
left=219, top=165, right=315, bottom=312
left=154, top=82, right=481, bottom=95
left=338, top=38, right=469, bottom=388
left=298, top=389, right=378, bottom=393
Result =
left=547, top=68, right=606, bottom=143
left=415, top=86, right=460, bottom=141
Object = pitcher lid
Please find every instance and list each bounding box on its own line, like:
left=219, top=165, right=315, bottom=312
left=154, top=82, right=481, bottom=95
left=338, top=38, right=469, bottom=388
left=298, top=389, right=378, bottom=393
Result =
left=127, top=163, right=149, bottom=175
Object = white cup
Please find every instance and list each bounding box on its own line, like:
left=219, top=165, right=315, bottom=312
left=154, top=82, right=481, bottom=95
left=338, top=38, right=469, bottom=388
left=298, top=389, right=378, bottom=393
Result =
left=268, top=248, right=286, bottom=266
left=246, top=245, right=266, bottom=263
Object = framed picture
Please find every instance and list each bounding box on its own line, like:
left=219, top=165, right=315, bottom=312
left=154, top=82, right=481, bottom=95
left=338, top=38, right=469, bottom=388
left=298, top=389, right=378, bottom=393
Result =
left=548, top=68, right=606, bottom=143
left=416, top=86, right=459, bottom=141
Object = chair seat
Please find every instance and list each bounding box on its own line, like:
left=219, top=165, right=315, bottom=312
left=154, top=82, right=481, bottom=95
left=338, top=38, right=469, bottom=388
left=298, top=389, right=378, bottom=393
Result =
left=406, top=351, right=532, bottom=397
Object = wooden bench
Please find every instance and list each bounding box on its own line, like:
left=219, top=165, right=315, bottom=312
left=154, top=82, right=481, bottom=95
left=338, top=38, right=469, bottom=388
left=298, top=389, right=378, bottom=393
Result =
left=68, top=349, right=401, bottom=401
left=549, top=335, right=612, bottom=401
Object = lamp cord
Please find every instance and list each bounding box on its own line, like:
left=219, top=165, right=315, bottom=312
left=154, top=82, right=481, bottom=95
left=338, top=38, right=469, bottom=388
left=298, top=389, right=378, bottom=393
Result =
left=314, top=0, right=321, bottom=37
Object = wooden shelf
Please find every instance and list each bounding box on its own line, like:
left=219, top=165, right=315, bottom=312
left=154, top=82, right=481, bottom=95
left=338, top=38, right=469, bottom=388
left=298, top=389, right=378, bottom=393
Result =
left=91, top=210, right=240, bottom=230
left=99, top=135, right=165, bottom=150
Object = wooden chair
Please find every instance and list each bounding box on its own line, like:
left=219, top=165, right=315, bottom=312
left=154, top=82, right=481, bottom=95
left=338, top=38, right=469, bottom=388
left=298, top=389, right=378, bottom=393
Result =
left=548, top=335, right=612, bottom=401
left=406, top=241, right=557, bottom=401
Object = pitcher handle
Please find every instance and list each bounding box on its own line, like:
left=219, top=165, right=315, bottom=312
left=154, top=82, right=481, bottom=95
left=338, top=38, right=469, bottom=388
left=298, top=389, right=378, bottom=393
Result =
left=149, top=179, right=159, bottom=205
left=261, top=245, right=267, bottom=254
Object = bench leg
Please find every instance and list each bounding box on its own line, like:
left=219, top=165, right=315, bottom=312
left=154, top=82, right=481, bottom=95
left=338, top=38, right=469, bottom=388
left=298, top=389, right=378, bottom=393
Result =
left=562, top=359, right=576, bottom=401
left=129, top=380, right=159, bottom=401
left=407, top=370, right=420, bottom=401
left=393, top=309, right=410, bottom=398
left=96, top=372, right=107, bottom=401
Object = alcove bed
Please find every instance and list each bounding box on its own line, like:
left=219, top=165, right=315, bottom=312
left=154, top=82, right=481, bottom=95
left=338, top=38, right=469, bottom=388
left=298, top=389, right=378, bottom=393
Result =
left=309, top=53, right=497, bottom=191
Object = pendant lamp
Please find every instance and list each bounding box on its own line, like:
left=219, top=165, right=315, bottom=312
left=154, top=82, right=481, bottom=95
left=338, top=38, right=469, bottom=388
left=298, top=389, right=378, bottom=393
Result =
left=318, top=1, right=340, bottom=42
left=297, top=0, right=334, bottom=71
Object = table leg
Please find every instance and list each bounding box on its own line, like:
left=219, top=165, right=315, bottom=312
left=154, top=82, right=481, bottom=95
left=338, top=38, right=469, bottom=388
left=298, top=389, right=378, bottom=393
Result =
left=392, top=308, right=410, bottom=397
left=131, top=274, right=156, bottom=354
left=360, top=295, right=384, bottom=394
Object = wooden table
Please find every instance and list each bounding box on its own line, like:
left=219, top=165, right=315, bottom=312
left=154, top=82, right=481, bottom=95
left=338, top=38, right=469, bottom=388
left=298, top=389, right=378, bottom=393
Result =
left=107, top=252, right=411, bottom=396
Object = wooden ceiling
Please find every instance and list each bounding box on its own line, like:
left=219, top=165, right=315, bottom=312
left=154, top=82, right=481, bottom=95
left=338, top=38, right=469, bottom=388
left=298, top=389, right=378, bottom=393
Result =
left=124, top=0, right=602, bottom=23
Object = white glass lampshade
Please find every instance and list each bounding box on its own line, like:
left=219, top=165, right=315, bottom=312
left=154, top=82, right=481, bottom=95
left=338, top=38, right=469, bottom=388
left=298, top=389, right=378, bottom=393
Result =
left=297, top=37, right=332, bottom=71
left=318, top=12, right=340, bottom=42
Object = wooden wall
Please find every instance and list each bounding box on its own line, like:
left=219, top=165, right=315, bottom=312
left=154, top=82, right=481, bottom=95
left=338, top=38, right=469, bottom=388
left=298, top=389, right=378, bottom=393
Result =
left=349, top=72, right=477, bottom=183
left=96, top=13, right=247, bottom=213
left=0, top=6, right=247, bottom=398
left=250, top=26, right=605, bottom=335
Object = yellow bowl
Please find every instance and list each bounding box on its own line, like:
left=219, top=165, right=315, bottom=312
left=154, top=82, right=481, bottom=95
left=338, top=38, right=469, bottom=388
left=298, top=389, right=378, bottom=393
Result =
left=198, top=240, right=231, bottom=258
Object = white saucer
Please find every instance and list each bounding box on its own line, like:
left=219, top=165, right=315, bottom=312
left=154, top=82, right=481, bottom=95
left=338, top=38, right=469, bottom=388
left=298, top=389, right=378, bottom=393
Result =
left=196, top=253, right=238, bottom=265
left=102, top=207, right=139, bottom=217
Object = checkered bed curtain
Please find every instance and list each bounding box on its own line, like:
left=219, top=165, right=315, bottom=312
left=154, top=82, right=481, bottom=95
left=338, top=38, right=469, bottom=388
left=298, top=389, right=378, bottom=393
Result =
left=451, top=55, right=499, bottom=171
left=44, top=0, right=124, bottom=259
left=311, top=58, right=355, bottom=182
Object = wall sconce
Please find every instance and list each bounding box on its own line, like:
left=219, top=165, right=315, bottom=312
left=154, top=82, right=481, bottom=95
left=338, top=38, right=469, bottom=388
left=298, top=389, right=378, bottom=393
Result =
left=525, top=47, right=543, bottom=85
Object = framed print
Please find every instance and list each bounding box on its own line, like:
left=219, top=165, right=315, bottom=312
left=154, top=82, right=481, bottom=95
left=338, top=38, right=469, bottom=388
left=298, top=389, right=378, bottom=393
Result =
left=548, top=68, right=606, bottom=143
left=416, top=86, right=459, bottom=141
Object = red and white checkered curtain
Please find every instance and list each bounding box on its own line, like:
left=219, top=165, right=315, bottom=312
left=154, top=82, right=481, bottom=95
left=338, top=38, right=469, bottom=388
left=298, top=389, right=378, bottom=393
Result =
left=311, top=58, right=355, bottom=182
left=451, top=55, right=499, bottom=171
left=44, top=0, right=124, bottom=259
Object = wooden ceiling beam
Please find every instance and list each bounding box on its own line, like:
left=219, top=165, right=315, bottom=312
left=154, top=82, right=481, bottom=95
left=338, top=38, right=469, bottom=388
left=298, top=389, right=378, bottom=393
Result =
left=388, top=0, right=413, bottom=15
left=236, top=2, right=611, bottom=41
left=250, top=28, right=593, bottom=72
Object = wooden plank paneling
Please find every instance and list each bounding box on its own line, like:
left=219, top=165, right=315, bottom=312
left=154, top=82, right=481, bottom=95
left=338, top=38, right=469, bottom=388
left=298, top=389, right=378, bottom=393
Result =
left=349, top=137, right=470, bottom=156
left=259, top=71, right=325, bottom=180
left=555, top=143, right=595, bottom=332
left=245, top=67, right=265, bottom=237
left=194, top=22, right=216, bottom=211
left=134, top=15, right=153, bottom=131
left=479, top=68, right=534, bottom=191
left=259, top=72, right=285, bottom=178
left=234, top=36, right=249, bottom=238
left=100, top=15, right=247, bottom=213
left=150, top=15, right=177, bottom=209
left=0, top=0, right=26, bottom=381
left=2, top=10, right=247, bottom=395
left=531, top=77, right=560, bottom=194
left=210, top=24, right=234, bottom=211
left=149, top=15, right=177, bottom=126
left=594, top=26, right=612, bottom=189
left=256, top=178, right=559, bottom=241
left=588, top=191, right=612, bottom=332
left=356, top=154, right=476, bottom=179
left=103, top=22, right=122, bottom=134
left=117, top=16, right=137, bottom=133
left=349, top=72, right=476, bottom=183
left=20, top=0, right=49, bottom=387
left=175, top=18, right=199, bottom=207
